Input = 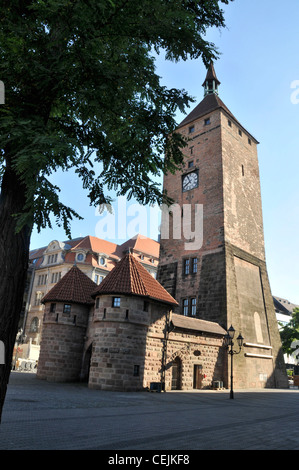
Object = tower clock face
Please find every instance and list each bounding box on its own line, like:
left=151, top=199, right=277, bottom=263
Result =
left=182, top=171, right=198, bottom=192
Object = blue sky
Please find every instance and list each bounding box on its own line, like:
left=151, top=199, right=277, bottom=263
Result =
left=30, top=0, right=299, bottom=304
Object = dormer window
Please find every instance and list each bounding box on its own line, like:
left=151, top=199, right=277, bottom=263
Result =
left=99, top=256, right=105, bottom=266
left=48, top=253, right=58, bottom=264
left=76, top=252, right=84, bottom=262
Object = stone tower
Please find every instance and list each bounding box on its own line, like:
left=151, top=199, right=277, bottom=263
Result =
left=158, top=63, right=288, bottom=389
left=37, top=265, right=96, bottom=382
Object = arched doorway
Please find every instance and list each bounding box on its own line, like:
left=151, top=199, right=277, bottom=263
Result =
left=171, top=357, right=181, bottom=390
left=81, top=343, right=92, bottom=382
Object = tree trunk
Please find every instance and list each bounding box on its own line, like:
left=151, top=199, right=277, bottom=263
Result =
left=0, top=164, right=32, bottom=422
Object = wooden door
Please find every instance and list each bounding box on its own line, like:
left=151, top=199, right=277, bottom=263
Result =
left=193, top=364, right=203, bottom=389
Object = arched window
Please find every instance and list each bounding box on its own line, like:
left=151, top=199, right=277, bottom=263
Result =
left=171, top=357, right=182, bottom=390
left=30, top=317, right=39, bottom=333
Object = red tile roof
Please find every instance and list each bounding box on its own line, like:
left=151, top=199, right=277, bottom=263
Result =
left=30, top=234, right=159, bottom=270
left=93, top=253, right=178, bottom=306
left=116, top=234, right=160, bottom=259
left=171, top=313, right=226, bottom=336
left=72, top=236, right=119, bottom=257
left=41, top=265, right=97, bottom=306
left=178, top=92, right=259, bottom=143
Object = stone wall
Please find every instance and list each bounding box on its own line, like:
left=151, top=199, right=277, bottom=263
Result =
left=225, top=243, right=289, bottom=389
left=85, top=295, right=225, bottom=392
left=87, top=295, right=151, bottom=391
left=37, top=301, right=90, bottom=382
left=145, top=309, right=225, bottom=390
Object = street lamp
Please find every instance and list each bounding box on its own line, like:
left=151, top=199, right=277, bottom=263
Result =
left=223, top=325, right=244, bottom=399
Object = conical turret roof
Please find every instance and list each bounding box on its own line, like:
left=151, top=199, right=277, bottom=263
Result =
left=92, top=253, right=178, bottom=306
left=202, top=61, right=221, bottom=86
left=42, top=265, right=97, bottom=306
left=178, top=63, right=259, bottom=143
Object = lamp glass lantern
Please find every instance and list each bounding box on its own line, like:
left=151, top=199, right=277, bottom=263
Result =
left=237, top=333, right=244, bottom=349
left=228, top=325, right=235, bottom=340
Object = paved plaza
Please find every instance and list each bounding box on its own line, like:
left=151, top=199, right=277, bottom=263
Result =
left=1, top=371, right=299, bottom=451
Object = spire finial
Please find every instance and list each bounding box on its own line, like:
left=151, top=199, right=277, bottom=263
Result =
left=202, top=61, right=221, bottom=96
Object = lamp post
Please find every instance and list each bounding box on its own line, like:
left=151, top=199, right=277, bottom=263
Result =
left=223, top=325, right=244, bottom=399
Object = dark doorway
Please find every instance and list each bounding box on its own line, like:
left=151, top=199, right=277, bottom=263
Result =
left=193, top=364, right=203, bottom=389
left=171, top=357, right=181, bottom=390
left=81, top=343, right=92, bottom=382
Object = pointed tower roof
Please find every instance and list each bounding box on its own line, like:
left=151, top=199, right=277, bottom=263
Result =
left=202, top=61, right=221, bottom=87
left=92, top=253, right=178, bottom=306
left=42, top=265, right=97, bottom=306
left=177, top=63, right=259, bottom=143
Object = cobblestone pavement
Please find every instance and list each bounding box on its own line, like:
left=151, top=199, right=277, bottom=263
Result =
left=1, top=371, right=299, bottom=451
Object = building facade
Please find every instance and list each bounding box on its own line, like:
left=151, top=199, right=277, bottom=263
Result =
left=33, top=64, right=290, bottom=391
left=37, top=254, right=227, bottom=391
left=157, top=63, right=288, bottom=389
left=22, top=234, right=159, bottom=350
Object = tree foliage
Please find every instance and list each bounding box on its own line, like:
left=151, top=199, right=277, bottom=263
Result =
left=0, top=0, right=232, bottom=236
left=280, top=308, right=299, bottom=361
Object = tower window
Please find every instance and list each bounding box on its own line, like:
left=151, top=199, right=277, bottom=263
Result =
left=133, top=365, right=140, bottom=377
left=188, top=160, right=194, bottom=168
left=228, top=120, right=232, bottom=127
left=241, top=165, right=245, bottom=177
left=189, top=125, right=195, bottom=133
left=192, top=258, right=198, bottom=273
left=248, top=138, right=251, bottom=145
left=63, top=304, right=71, bottom=314
left=238, top=129, right=242, bottom=136
left=191, top=298, right=197, bottom=316
left=50, top=303, right=56, bottom=313
left=112, top=297, right=121, bottom=307
left=184, top=259, right=190, bottom=275
left=183, top=299, right=189, bottom=316
left=204, top=118, right=211, bottom=126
